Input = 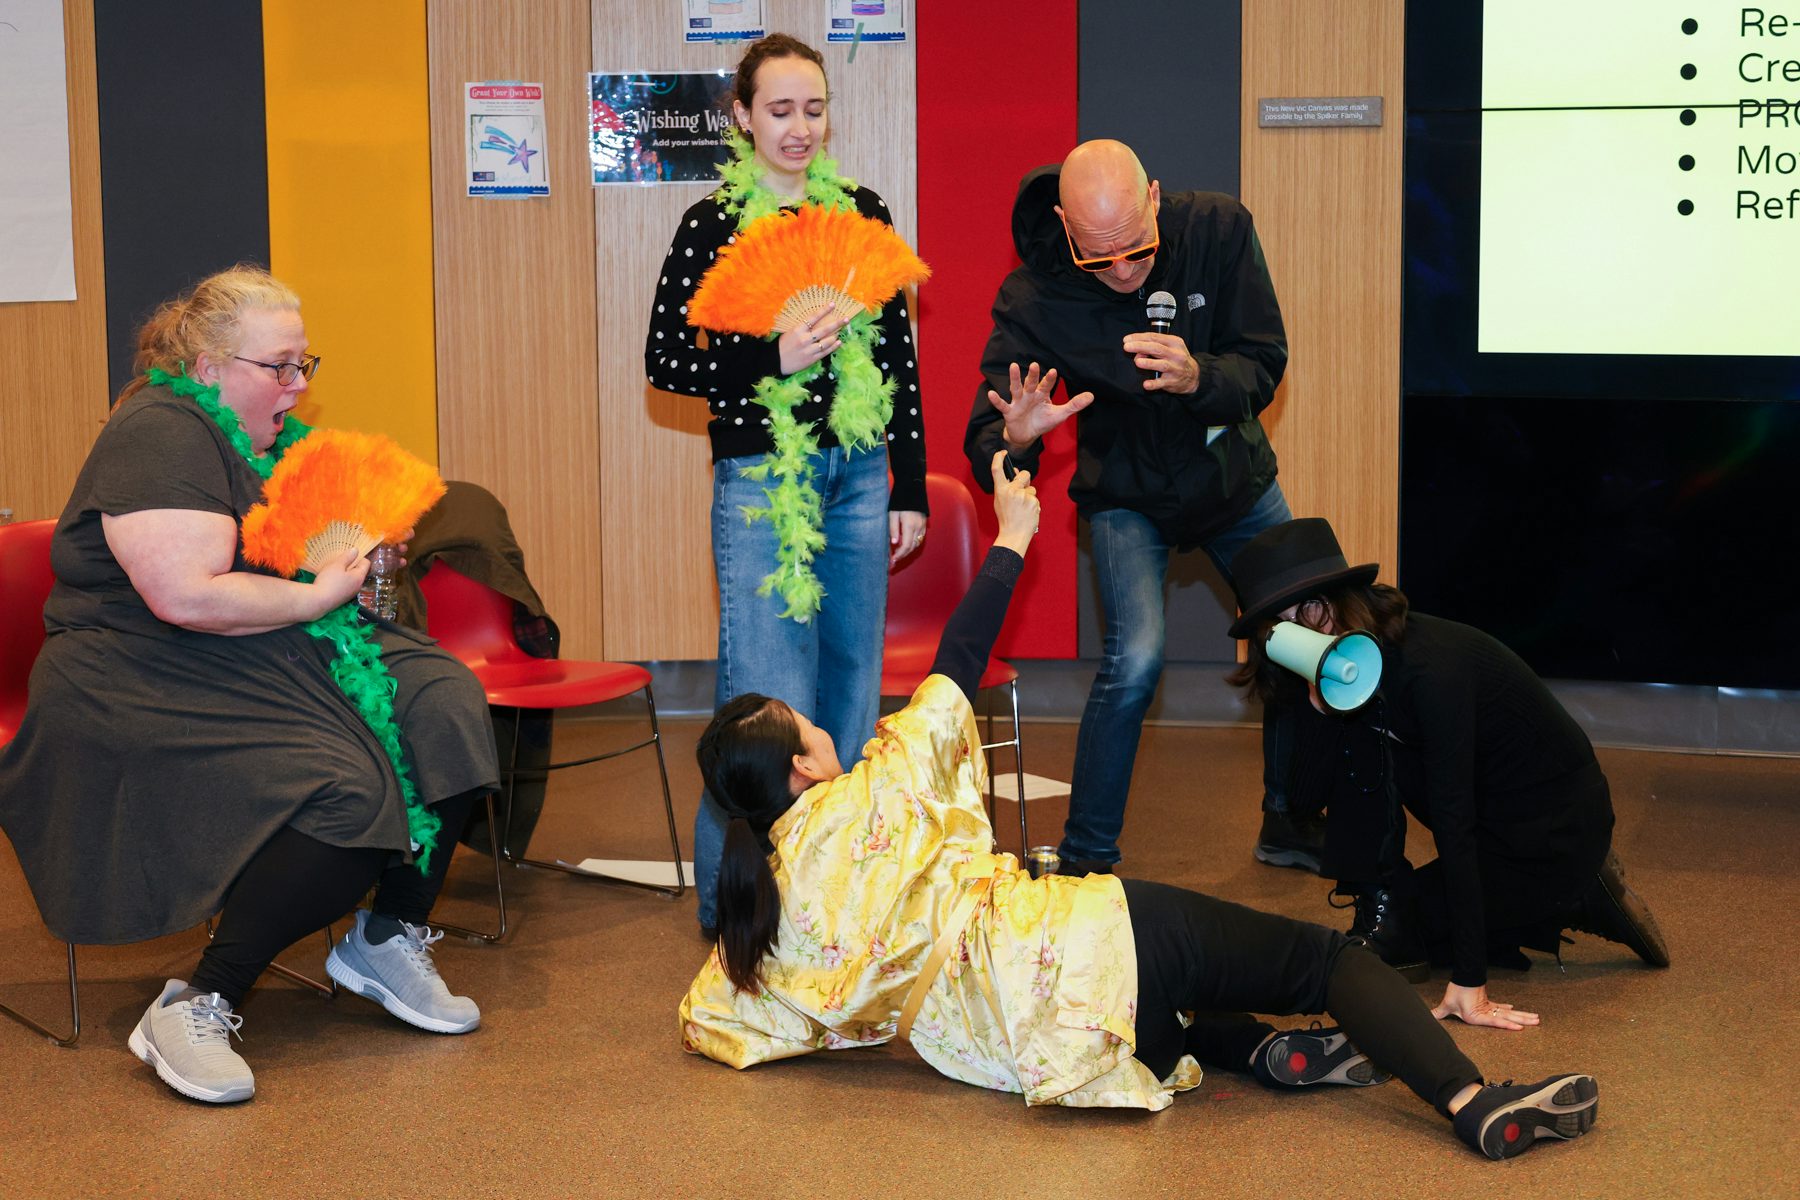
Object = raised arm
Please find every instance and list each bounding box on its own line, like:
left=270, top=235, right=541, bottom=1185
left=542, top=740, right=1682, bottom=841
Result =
left=928, top=452, right=1039, bottom=699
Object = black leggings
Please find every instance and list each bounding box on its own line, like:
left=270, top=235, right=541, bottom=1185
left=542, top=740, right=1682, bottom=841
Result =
left=1123, top=878, right=1483, bottom=1116
left=190, top=791, right=479, bottom=1008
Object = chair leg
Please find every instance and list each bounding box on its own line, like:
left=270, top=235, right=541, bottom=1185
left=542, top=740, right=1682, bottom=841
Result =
left=0, top=942, right=80, bottom=1047
left=1009, top=678, right=1029, bottom=860
left=434, top=790, right=510, bottom=943
left=509, top=688, right=687, bottom=898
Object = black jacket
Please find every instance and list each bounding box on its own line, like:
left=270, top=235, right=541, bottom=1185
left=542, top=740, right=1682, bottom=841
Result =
left=963, top=165, right=1286, bottom=548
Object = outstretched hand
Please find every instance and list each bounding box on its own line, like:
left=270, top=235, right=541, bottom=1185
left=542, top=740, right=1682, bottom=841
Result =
left=1432, top=982, right=1540, bottom=1031
left=986, top=361, right=1093, bottom=450
left=990, top=450, right=1039, bottom=556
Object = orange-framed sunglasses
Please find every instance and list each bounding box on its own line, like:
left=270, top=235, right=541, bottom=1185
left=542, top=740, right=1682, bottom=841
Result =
left=1060, top=211, right=1160, bottom=272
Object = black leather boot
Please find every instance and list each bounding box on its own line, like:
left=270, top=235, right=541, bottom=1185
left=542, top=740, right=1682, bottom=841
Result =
left=1336, top=885, right=1429, bottom=982
left=1568, top=850, right=1670, bottom=967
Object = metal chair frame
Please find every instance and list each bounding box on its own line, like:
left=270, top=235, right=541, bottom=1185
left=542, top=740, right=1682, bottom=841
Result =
left=980, top=678, right=1030, bottom=859
left=434, top=686, right=685, bottom=945
left=2, top=924, right=337, bottom=1049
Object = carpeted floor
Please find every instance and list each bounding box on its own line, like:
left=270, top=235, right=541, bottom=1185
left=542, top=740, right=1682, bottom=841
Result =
left=3, top=715, right=1793, bottom=1198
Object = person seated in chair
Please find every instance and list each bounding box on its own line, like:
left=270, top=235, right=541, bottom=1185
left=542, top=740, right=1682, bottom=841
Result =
left=1225, top=518, right=1670, bottom=1031
left=679, top=455, right=1601, bottom=1160
left=0, top=266, right=498, bottom=1103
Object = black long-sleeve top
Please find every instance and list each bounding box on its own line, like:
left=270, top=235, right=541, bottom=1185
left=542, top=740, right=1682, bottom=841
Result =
left=1293, top=614, right=1613, bottom=988
left=644, top=186, right=929, bottom=514
left=929, top=547, right=1025, bottom=701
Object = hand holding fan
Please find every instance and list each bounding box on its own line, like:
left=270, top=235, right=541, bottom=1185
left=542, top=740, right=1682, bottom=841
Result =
left=241, top=429, right=447, bottom=578
left=686, top=203, right=930, bottom=337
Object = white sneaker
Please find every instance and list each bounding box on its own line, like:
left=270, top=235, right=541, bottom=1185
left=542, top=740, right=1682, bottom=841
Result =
left=127, top=979, right=254, bottom=1103
left=325, top=909, right=480, bottom=1034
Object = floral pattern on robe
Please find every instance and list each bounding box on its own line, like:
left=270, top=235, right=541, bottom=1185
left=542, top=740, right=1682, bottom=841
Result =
left=679, top=675, right=1203, bottom=1109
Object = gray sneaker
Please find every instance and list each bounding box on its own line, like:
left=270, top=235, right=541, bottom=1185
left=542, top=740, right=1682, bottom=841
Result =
left=325, top=909, right=480, bottom=1034
left=127, top=979, right=254, bottom=1104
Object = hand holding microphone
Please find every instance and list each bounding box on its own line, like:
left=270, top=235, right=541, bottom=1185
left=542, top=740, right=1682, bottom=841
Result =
left=1124, top=290, right=1200, bottom=394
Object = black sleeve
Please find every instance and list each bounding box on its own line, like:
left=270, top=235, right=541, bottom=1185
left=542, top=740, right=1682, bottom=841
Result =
left=963, top=275, right=1056, bottom=493
left=929, top=547, right=1025, bottom=700
left=644, top=196, right=783, bottom=404
left=859, top=190, right=928, bottom=515
left=1173, top=213, right=1288, bottom=427
left=1405, top=667, right=1489, bottom=988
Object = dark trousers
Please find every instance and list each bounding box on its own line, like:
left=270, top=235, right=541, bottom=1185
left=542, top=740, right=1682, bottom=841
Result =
left=1123, top=879, right=1482, bottom=1116
left=190, top=790, right=480, bottom=1008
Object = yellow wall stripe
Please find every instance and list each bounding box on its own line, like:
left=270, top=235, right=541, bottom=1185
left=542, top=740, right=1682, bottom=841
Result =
left=262, top=0, right=438, bottom=465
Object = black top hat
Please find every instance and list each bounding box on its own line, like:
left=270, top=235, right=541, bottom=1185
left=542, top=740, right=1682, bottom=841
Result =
left=1227, top=518, right=1380, bottom=639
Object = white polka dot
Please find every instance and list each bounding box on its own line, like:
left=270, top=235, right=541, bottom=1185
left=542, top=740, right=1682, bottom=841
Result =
left=811, top=394, right=822, bottom=402
left=682, top=277, right=691, bottom=286
left=709, top=362, right=718, bottom=370
left=689, top=219, right=699, bottom=228
left=739, top=398, right=748, bottom=405
left=902, top=335, right=911, bottom=344
left=727, top=235, right=736, bottom=244
left=657, top=304, right=665, bottom=313
left=911, top=431, right=919, bottom=438
left=661, top=276, right=668, bottom=284
left=898, top=307, right=907, bottom=317
left=655, top=331, right=664, bottom=339
left=908, top=383, right=917, bottom=391
left=668, top=360, right=679, bottom=369
left=716, top=211, right=727, bottom=220
left=761, top=418, right=771, bottom=426
left=909, top=407, right=918, bottom=415
left=735, top=417, right=744, bottom=425
left=707, top=251, right=715, bottom=260
left=906, top=360, right=914, bottom=368
left=685, top=248, right=694, bottom=256
left=679, top=305, right=688, bottom=314
left=690, top=363, right=699, bottom=372
left=731, top=335, right=741, bottom=343
left=879, top=337, right=887, bottom=345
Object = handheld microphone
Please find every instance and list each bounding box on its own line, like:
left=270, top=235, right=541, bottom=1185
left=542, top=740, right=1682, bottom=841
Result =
left=1145, top=290, right=1178, bottom=379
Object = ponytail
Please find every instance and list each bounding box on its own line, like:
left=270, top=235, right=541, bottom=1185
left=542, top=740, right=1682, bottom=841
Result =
left=695, top=693, right=806, bottom=993
left=716, top=816, right=782, bottom=992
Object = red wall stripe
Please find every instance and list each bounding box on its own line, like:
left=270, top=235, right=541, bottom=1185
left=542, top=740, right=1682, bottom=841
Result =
left=916, top=0, right=1080, bottom=658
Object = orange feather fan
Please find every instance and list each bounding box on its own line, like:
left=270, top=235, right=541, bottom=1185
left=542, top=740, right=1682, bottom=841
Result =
left=686, top=204, right=930, bottom=336
left=241, top=429, right=447, bottom=578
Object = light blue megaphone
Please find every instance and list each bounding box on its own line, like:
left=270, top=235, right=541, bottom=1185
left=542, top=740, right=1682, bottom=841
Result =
left=1265, top=621, right=1383, bottom=713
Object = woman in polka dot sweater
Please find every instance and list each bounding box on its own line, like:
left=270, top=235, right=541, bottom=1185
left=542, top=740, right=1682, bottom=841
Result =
left=644, top=33, right=928, bottom=932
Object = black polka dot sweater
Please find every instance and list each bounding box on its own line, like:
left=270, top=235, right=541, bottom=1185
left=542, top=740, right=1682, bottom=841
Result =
left=644, top=186, right=928, bottom=514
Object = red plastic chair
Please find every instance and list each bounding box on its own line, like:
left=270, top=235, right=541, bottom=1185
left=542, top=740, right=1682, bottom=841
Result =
left=0, top=520, right=77, bottom=1045
left=419, top=563, right=684, bottom=941
left=1, top=519, right=337, bottom=1047
left=883, top=474, right=1029, bottom=858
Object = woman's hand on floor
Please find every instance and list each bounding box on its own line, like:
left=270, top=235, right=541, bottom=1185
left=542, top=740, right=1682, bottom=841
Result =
left=1432, top=981, right=1539, bottom=1031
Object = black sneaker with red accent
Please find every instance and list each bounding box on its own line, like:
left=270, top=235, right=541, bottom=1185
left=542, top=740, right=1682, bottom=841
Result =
left=1453, top=1074, right=1599, bottom=1160
left=1249, top=1024, right=1390, bottom=1089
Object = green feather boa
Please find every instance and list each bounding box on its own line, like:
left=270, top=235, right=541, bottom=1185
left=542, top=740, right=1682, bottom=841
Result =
left=714, top=129, right=897, bottom=621
left=146, top=366, right=439, bottom=874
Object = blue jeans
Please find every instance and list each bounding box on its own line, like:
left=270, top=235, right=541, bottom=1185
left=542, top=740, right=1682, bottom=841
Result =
left=693, top=445, right=891, bottom=929
left=1062, top=481, right=1293, bottom=864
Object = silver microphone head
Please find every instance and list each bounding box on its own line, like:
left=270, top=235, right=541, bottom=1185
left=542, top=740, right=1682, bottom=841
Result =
left=1146, top=290, right=1178, bottom=322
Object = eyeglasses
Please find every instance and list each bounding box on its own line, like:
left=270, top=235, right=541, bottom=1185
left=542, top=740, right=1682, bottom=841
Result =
left=233, top=353, right=320, bottom=386
left=1061, top=212, right=1159, bottom=273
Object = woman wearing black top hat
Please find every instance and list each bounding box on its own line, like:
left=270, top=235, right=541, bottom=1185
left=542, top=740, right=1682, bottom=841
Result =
left=1227, top=519, right=1670, bottom=1030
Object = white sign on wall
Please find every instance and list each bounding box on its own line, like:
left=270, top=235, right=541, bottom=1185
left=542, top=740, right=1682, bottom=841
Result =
left=0, top=0, right=77, bottom=302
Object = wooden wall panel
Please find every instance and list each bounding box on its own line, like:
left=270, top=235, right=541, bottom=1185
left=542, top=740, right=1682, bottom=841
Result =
left=595, top=3, right=916, bottom=660
left=428, top=0, right=603, bottom=656
left=1240, top=0, right=1404, bottom=580
left=0, top=0, right=107, bottom=523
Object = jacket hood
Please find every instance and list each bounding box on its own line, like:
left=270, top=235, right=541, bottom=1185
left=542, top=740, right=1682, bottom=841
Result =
left=1011, top=165, right=1069, bottom=274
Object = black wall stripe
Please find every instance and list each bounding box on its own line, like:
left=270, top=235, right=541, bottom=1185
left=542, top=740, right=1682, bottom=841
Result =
left=1074, top=2, right=1247, bottom=662
left=94, top=1, right=271, bottom=403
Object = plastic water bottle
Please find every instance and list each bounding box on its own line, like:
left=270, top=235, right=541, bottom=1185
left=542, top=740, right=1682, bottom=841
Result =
left=357, top=543, right=402, bottom=620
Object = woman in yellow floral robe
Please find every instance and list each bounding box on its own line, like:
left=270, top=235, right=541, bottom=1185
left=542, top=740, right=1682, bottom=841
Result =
left=680, top=455, right=1601, bottom=1159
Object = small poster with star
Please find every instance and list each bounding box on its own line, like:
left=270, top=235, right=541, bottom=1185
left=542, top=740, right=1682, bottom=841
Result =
left=464, top=81, right=550, bottom=198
